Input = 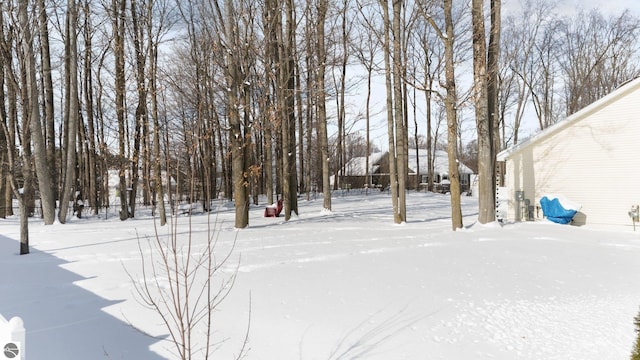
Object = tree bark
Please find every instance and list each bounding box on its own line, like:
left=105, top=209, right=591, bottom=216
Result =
left=282, top=0, right=298, bottom=220
left=221, top=0, right=249, bottom=228
left=443, top=0, right=463, bottom=229
left=474, top=0, right=500, bottom=224
left=114, top=0, right=129, bottom=220
left=82, top=0, right=98, bottom=214
left=392, top=0, right=407, bottom=222
left=19, top=0, right=56, bottom=224
left=37, top=0, right=58, bottom=204
left=58, top=0, right=80, bottom=224
left=381, top=0, right=400, bottom=223
left=316, top=0, right=332, bottom=211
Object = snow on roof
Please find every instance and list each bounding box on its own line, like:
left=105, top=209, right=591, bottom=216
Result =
left=341, top=152, right=386, bottom=176
left=341, top=150, right=474, bottom=176
left=407, top=149, right=474, bottom=175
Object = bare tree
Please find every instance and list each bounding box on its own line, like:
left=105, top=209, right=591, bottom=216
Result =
left=1, top=2, right=28, bottom=251
left=129, top=204, right=248, bottom=359
left=500, top=0, right=553, bottom=145
left=37, top=0, right=58, bottom=204
left=128, top=0, right=148, bottom=218
left=392, top=0, right=407, bottom=222
left=213, top=0, right=250, bottom=228
left=353, top=1, right=382, bottom=191
left=559, top=9, right=640, bottom=115
left=18, top=0, right=56, bottom=225
left=150, top=0, right=172, bottom=226
left=280, top=0, right=299, bottom=220
left=473, top=0, right=501, bottom=224
left=112, top=0, right=129, bottom=220
left=379, top=0, right=403, bottom=223
left=425, top=0, right=462, bottom=229
left=0, top=3, right=13, bottom=219
left=316, top=0, right=332, bottom=211
left=58, top=0, right=80, bottom=224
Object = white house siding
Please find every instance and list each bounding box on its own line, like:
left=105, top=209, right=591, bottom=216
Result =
left=500, top=78, right=640, bottom=227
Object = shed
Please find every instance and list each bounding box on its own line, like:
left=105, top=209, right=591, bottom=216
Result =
left=497, top=77, right=640, bottom=227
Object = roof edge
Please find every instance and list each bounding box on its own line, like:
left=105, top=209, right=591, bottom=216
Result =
left=497, top=76, right=640, bottom=161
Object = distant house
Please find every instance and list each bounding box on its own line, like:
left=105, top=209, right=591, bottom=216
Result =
left=407, top=149, right=474, bottom=192
left=336, top=152, right=388, bottom=189
left=497, top=77, right=640, bottom=227
left=336, top=149, right=475, bottom=192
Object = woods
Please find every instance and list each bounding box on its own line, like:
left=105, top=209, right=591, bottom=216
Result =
left=2, top=0, right=640, bottom=247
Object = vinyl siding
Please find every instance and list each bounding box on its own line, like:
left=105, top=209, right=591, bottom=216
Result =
left=501, top=80, right=640, bottom=227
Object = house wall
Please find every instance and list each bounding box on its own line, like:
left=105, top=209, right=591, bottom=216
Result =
left=503, top=84, right=640, bottom=227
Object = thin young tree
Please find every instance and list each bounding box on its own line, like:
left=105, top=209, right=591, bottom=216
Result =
left=1, top=2, right=28, bottom=251
left=352, top=2, right=382, bottom=191
left=0, top=3, right=13, bottom=219
left=128, top=175, right=249, bottom=359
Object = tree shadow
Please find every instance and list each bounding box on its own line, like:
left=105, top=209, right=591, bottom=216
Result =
left=0, top=234, right=167, bottom=359
left=299, top=306, right=435, bottom=360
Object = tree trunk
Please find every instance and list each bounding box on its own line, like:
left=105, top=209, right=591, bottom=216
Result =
left=150, top=59, right=166, bottom=225
left=316, top=0, right=331, bottom=211
left=82, top=0, right=98, bottom=214
left=392, top=0, right=407, bottom=222
left=114, top=0, right=128, bottom=220
left=222, top=0, right=249, bottom=228
left=19, top=0, right=56, bottom=224
left=37, top=0, right=58, bottom=205
left=58, top=0, right=80, bottom=224
left=283, top=0, right=298, bottom=220
left=487, top=0, right=501, bottom=218
left=474, top=0, right=499, bottom=224
left=0, top=24, right=7, bottom=219
left=1, top=12, right=16, bottom=218
left=381, top=0, right=400, bottom=223
left=129, top=0, right=147, bottom=218
left=444, top=0, right=463, bottom=229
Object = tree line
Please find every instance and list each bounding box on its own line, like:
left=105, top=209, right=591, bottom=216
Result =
left=1, top=0, right=639, bottom=253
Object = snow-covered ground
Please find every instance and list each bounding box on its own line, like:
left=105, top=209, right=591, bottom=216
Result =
left=1, top=191, right=639, bottom=359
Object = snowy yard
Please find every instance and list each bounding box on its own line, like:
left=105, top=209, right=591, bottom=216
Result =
left=1, top=191, right=639, bottom=359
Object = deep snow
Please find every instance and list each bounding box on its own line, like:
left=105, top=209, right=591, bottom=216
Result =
left=1, top=191, right=639, bottom=359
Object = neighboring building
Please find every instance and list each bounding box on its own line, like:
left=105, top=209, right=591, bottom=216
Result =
left=336, top=152, right=388, bottom=189
left=407, top=149, right=475, bottom=192
left=337, top=149, right=475, bottom=193
left=497, top=77, right=640, bottom=227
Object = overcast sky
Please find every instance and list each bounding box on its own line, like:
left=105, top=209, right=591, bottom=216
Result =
left=504, top=0, right=640, bottom=17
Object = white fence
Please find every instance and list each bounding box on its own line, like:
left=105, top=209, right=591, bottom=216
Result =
left=0, top=314, right=24, bottom=360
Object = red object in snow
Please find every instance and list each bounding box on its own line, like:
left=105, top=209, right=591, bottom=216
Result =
left=264, top=199, right=283, bottom=217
